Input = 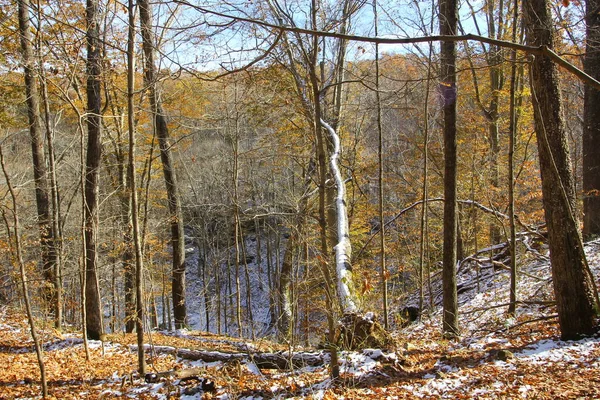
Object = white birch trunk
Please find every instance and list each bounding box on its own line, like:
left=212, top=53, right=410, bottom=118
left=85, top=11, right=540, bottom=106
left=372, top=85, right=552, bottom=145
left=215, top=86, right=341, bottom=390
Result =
left=320, top=118, right=357, bottom=314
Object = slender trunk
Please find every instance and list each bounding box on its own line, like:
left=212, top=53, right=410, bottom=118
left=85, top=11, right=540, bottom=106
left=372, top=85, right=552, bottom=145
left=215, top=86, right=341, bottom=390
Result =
left=255, top=220, right=262, bottom=271
left=127, top=0, right=145, bottom=374
left=440, top=0, right=460, bottom=339
left=524, top=0, right=597, bottom=339
left=118, top=125, right=134, bottom=333
left=225, top=238, right=232, bottom=334
left=84, top=0, right=104, bottom=340
left=138, top=0, right=186, bottom=329
left=232, top=137, right=243, bottom=337
left=507, top=0, right=519, bottom=316
left=1, top=145, right=47, bottom=398
left=303, top=241, right=310, bottom=346
left=202, top=241, right=211, bottom=332
left=216, top=248, right=222, bottom=335
left=124, top=231, right=135, bottom=332
left=18, top=0, right=57, bottom=322
left=266, top=223, right=276, bottom=332
left=79, top=101, right=90, bottom=360
left=373, top=0, right=388, bottom=329
left=239, top=225, right=255, bottom=340
left=38, top=33, right=63, bottom=330
left=487, top=0, right=504, bottom=245
left=418, top=46, right=433, bottom=315
left=162, top=267, right=167, bottom=328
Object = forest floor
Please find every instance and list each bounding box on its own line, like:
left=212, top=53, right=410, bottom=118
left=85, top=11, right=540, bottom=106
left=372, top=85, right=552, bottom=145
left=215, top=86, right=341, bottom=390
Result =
left=2, top=240, right=600, bottom=399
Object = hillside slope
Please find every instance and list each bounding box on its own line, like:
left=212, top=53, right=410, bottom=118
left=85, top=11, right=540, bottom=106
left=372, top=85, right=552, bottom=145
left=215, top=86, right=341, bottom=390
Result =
left=0, top=239, right=599, bottom=399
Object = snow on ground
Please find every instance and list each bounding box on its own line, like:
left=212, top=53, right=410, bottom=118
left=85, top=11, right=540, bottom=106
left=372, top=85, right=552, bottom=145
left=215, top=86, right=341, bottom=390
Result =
left=117, top=237, right=600, bottom=398
left=381, top=238, right=600, bottom=399
left=182, top=230, right=279, bottom=336
left=4, top=236, right=600, bottom=399
left=159, top=236, right=600, bottom=399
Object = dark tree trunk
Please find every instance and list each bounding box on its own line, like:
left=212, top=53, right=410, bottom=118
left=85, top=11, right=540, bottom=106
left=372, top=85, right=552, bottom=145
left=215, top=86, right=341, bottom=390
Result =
left=524, top=0, right=597, bottom=339
left=583, top=0, right=600, bottom=239
left=84, top=0, right=104, bottom=341
left=17, top=0, right=58, bottom=321
left=440, top=0, right=460, bottom=339
left=138, top=0, right=187, bottom=329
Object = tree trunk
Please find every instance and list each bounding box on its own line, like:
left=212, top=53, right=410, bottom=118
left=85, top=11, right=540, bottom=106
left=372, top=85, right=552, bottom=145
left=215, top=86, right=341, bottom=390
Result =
left=583, top=0, right=600, bottom=239
left=1, top=145, right=48, bottom=398
left=138, top=0, right=187, bottom=329
left=266, top=223, right=276, bottom=333
left=440, top=0, right=460, bottom=339
left=278, top=234, right=294, bottom=339
left=487, top=0, right=504, bottom=246
left=321, top=120, right=357, bottom=314
left=127, top=0, right=145, bottom=374
left=239, top=223, right=255, bottom=340
left=507, top=0, right=520, bottom=316
left=39, top=47, right=63, bottom=330
left=524, top=0, right=597, bottom=339
left=18, top=0, right=58, bottom=324
left=84, top=0, right=104, bottom=341
left=373, top=0, right=388, bottom=329
left=202, top=241, right=211, bottom=332
left=123, top=226, right=135, bottom=333
left=232, top=132, right=243, bottom=337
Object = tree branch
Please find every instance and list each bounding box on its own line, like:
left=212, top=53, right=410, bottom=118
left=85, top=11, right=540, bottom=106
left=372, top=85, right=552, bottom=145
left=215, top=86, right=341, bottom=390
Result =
left=172, top=0, right=600, bottom=89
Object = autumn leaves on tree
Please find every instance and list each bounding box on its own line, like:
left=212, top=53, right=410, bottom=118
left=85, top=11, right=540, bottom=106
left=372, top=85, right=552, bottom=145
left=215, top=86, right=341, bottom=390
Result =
left=3, top=0, right=600, bottom=395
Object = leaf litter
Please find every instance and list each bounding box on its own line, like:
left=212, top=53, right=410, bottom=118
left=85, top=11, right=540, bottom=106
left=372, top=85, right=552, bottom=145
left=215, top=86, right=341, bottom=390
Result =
left=1, top=240, right=600, bottom=399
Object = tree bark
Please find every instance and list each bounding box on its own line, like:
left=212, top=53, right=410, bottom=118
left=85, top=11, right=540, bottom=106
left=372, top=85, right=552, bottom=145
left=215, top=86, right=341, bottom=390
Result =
left=84, top=0, right=104, bottom=341
left=440, top=0, right=460, bottom=339
left=127, top=0, right=145, bottom=374
left=18, top=0, right=58, bottom=323
left=487, top=0, right=504, bottom=246
left=524, top=0, right=597, bottom=339
left=38, top=34, right=63, bottom=330
left=138, top=0, right=187, bottom=329
left=321, top=119, right=357, bottom=314
left=507, top=0, right=521, bottom=316
left=583, top=0, right=600, bottom=239
left=373, top=0, right=388, bottom=329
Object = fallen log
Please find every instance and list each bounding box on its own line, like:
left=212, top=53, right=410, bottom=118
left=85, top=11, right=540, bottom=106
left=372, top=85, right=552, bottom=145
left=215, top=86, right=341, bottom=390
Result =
left=130, top=344, right=327, bottom=370
left=178, top=348, right=326, bottom=369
